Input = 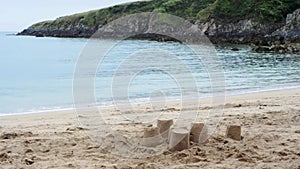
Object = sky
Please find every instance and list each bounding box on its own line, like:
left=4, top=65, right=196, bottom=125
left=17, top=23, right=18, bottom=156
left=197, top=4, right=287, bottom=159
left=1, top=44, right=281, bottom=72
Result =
left=0, top=0, right=138, bottom=32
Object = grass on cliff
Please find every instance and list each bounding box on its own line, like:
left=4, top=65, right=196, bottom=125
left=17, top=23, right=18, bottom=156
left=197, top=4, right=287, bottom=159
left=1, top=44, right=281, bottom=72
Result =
left=29, top=0, right=300, bottom=30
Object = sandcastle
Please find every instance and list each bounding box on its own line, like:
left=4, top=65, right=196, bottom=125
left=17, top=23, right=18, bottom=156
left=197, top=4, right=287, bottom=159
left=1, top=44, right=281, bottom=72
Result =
left=142, top=126, right=163, bottom=147
left=157, top=119, right=173, bottom=139
left=226, top=125, right=242, bottom=141
left=142, top=119, right=242, bottom=152
left=190, top=122, right=208, bottom=143
left=169, top=127, right=189, bottom=151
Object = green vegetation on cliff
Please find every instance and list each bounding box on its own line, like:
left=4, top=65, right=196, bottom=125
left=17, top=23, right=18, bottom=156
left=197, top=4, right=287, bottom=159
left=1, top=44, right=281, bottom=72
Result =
left=26, top=0, right=300, bottom=33
left=208, top=0, right=300, bottom=22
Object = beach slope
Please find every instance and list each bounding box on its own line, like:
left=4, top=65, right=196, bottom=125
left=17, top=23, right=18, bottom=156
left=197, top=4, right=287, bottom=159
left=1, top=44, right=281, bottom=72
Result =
left=0, top=88, right=299, bottom=168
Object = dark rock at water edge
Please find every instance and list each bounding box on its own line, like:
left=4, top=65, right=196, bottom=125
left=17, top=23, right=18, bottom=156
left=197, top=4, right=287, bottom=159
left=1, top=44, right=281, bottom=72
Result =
left=252, top=44, right=300, bottom=54
left=18, top=28, right=95, bottom=38
left=231, top=48, right=239, bottom=51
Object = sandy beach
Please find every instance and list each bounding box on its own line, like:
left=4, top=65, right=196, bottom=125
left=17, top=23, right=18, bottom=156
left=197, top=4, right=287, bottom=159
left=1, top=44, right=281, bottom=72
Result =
left=0, top=88, right=299, bottom=168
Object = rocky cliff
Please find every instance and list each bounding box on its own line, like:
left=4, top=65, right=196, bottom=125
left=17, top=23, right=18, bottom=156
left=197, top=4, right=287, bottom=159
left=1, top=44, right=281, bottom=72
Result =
left=197, top=18, right=282, bottom=45
left=18, top=0, right=300, bottom=46
left=271, top=9, right=300, bottom=42
left=202, top=8, right=300, bottom=45
left=251, top=9, right=300, bottom=53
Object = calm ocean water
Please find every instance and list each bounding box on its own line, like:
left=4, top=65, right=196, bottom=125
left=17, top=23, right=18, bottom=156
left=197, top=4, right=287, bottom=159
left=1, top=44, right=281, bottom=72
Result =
left=0, top=32, right=299, bottom=115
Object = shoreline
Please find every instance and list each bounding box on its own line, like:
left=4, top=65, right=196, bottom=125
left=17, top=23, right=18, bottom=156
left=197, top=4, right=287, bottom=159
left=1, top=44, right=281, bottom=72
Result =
left=1, top=86, right=299, bottom=117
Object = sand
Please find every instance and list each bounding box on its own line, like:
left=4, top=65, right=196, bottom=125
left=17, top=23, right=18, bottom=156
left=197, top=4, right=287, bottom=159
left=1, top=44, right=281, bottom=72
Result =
left=0, top=88, right=299, bottom=168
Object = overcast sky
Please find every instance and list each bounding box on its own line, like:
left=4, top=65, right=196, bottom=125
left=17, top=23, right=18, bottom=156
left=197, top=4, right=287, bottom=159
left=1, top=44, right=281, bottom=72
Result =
left=0, top=0, right=138, bottom=32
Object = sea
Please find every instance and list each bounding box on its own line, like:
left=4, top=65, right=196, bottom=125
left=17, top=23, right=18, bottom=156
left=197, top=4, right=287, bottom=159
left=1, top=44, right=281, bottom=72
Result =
left=0, top=32, right=299, bottom=115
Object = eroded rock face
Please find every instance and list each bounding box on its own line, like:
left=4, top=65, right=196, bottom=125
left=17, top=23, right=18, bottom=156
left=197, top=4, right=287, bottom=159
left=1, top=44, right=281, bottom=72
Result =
left=271, top=9, right=300, bottom=42
left=198, top=18, right=282, bottom=45
left=198, top=8, right=299, bottom=45
left=284, top=9, right=300, bottom=41
left=250, top=9, right=300, bottom=54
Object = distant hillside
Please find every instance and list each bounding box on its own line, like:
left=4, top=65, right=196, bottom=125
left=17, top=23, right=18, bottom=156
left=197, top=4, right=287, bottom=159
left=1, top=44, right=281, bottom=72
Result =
left=18, top=0, right=300, bottom=45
